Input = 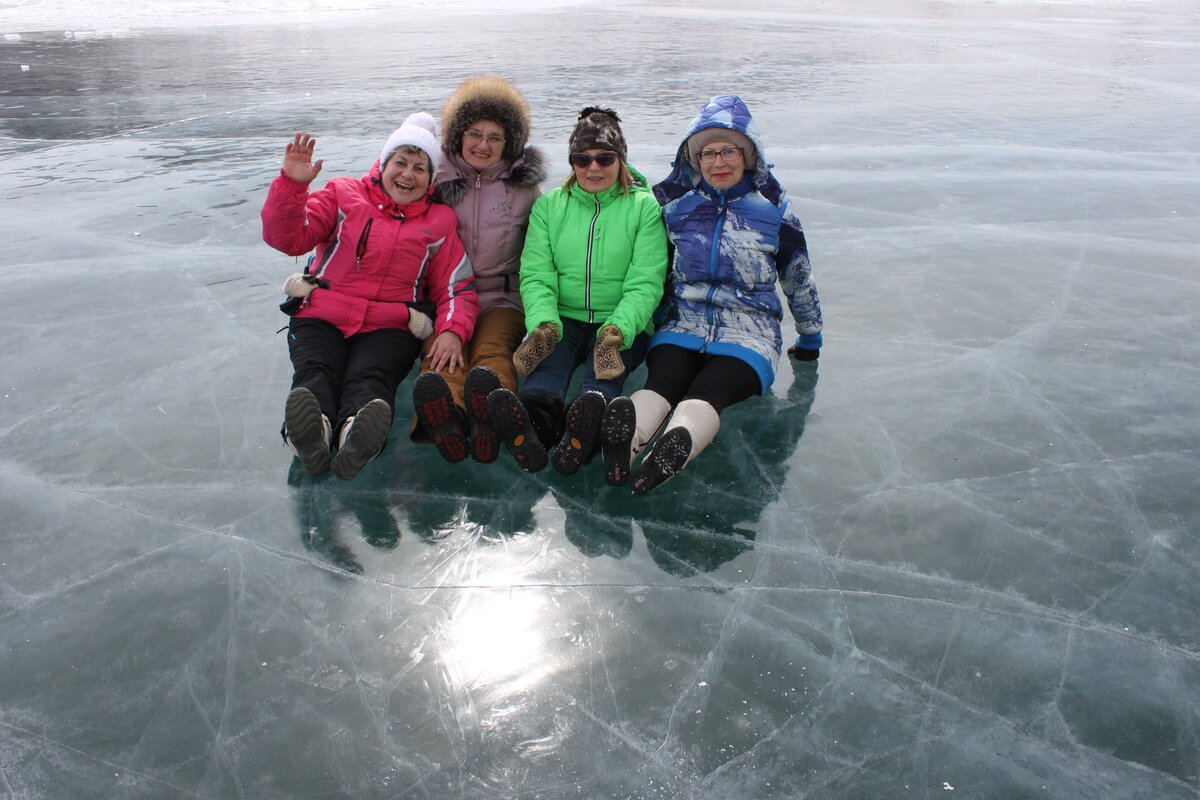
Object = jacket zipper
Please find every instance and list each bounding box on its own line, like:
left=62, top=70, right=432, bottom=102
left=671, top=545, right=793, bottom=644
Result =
left=355, top=217, right=373, bottom=270
left=705, top=192, right=727, bottom=345
left=472, top=173, right=482, bottom=260
left=585, top=193, right=600, bottom=322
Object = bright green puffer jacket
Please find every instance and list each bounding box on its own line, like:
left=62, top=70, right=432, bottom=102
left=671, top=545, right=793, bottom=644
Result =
left=518, top=164, right=668, bottom=349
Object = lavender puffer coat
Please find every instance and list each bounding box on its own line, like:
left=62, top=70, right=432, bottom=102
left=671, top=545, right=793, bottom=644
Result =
left=435, top=147, right=546, bottom=314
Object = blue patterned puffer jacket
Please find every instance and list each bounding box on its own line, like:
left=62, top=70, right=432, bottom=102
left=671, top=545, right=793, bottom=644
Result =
left=651, top=95, right=823, bottom=393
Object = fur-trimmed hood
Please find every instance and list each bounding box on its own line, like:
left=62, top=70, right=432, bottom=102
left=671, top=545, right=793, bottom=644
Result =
left=441, top=75, right=533, bottom=165
left=433, top=146, right=547, bottom=207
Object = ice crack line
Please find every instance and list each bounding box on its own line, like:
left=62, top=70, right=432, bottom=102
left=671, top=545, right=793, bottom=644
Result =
left=0, top=718, right=216, bottom=799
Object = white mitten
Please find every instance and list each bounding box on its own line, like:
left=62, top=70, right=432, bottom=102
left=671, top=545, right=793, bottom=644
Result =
left=408, top=308, right=434, bottom=340
left=282, top=273, right=316, bottom=299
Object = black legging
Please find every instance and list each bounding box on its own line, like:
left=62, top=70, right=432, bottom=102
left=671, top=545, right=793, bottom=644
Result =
left=642, top=344, right=761, bottom=413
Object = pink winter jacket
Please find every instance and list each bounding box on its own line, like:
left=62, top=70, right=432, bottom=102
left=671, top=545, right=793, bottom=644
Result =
left=434, top=148, right=545, bottom=314
left=262, top=163, right=477, bottom=342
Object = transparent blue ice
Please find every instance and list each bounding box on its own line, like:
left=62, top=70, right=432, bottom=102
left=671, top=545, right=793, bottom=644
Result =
left=1, top=2, right=1198, bottom=797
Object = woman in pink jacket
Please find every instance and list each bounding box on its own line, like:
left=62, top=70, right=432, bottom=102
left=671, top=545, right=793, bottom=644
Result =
left=410, top=76, right=546, bottom=464
left=262, top=113, right=477, bottom=480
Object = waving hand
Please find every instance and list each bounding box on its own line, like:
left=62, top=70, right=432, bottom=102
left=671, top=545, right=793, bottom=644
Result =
left=282, top=132, right=324, bottom=184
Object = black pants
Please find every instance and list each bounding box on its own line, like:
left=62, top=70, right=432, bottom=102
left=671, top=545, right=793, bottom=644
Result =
left=287, top=317, right=422, bottom=435
left=643, top=344, right=761, bottom=413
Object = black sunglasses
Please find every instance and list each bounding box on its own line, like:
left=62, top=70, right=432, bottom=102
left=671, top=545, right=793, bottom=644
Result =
left=569, top=152, right=619, bottom=168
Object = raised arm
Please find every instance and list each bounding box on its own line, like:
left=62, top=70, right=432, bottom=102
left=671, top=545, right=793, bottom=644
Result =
left=261, top=132, right=338, bottom=256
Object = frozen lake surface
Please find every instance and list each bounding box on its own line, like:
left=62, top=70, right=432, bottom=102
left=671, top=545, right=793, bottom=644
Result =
left=1, top=1, right=1198, bottom=798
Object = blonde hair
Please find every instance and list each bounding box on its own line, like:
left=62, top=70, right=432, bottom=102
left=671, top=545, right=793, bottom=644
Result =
left=564, top=160, right=633, bottom=194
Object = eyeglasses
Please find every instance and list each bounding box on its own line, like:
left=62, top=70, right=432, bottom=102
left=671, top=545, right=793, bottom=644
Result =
left=569, top=152, right=619, bottom=168
left=698, top=146, right=744, bottom=164
left=465, top=129, right=505, bottom=146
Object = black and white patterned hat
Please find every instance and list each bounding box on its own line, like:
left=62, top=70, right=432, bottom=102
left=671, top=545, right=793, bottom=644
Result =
left=568, top=107, right=627, bottom=160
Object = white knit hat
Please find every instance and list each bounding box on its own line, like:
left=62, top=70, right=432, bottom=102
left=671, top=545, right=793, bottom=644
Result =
left=379, top=111, right=440, bottom=175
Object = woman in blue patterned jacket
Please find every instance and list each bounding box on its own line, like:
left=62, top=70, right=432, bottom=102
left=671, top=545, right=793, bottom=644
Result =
left=600, top=94, right=824, bottom=494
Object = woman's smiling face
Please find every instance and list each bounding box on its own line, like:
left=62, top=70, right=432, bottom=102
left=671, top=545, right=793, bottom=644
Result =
left=380, top=148, right=431, bottom=204
left=697, top=140, right=746, bottom=190
left=570, top=149, right=620, bottom=194
left=461, top=119, right=506, bottom=171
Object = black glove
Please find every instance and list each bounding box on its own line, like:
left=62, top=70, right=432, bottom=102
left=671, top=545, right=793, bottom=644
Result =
left=789, top=333, right=822, bottom=362
left=788, top=344, right=819, bottom=362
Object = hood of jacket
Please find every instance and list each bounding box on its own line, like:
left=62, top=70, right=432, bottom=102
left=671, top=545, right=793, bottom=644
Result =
left=441, top=75, right=533, bottom=165
left=653, top=95, right=784, bottom=206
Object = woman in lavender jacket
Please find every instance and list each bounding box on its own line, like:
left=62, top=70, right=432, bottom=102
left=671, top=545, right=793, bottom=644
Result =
left=410, top=76, right=547, bottom=464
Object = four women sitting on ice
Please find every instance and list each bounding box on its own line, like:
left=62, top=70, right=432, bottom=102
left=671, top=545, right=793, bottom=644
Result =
left=265, top=82, right=823, bottom=494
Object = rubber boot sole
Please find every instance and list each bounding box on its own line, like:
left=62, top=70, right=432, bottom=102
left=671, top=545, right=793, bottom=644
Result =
left=285, top=387, right=331, bottom=476
left=464, top=366, right=502, bottom=464
left=631, top=427, right=692, bottom=496
left=413, top=372, right=468, bottom=463
left=551, top=391, right=606, bottom=476
left=332, top=399, right=392, bottom=480
left=600, top=395, right=636, bottom=486
left=487, top=388, right=547, bottom=473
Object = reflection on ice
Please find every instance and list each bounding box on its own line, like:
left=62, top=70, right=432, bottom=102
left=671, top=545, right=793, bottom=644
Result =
left=445, top=591, right=552, bottom=690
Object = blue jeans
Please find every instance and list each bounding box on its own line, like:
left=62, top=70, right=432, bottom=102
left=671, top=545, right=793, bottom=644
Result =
left=520, top=319, right=649, bottom=404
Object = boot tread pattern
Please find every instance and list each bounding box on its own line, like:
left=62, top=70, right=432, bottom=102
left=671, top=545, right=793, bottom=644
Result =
left=551, top=392, right=605, bottom=476
left=464, top=367, right=502, bottom=464
left=631, top=427, right=692, bottom=496
left=600, top=396, right=636, bottom=486
left=487, top=389, right=548, bottom=473
left=414, top=373, right=468, bottom=463
left=332, top=399, right=391, bottom=480
left=285, top=387, right=331, bottom=476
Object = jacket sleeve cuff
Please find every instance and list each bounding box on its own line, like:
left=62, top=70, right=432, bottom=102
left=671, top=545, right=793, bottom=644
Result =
left=435, top=317, right=470, bottom=343
left=274, top=171, right=312, bottom=192
left=531, top=318, right=563, bottom=339
left=608, top=322, right=633, bottom=351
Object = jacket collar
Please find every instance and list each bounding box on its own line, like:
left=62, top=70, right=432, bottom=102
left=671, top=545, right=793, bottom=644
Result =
left=444, top=150, right=513, bottom=183
left=567, top=179, right=626, bottom=207
left=698, top=174, right=756, bottom=203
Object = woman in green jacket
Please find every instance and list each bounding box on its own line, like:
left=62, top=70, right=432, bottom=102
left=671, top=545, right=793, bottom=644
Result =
left=487, top=107, right=668, bottom=475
